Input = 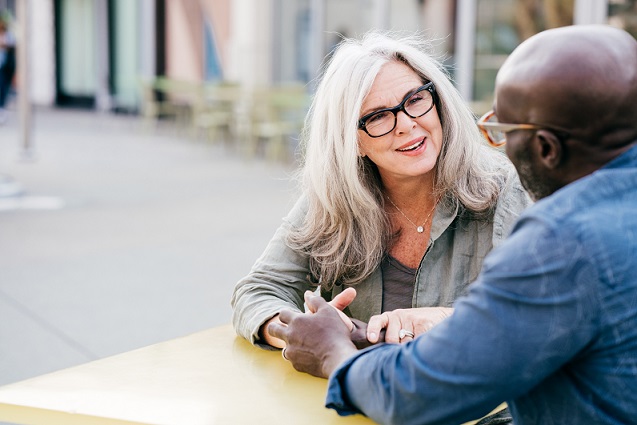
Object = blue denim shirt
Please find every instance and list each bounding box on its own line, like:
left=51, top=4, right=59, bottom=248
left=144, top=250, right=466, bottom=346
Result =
left=326, top=144, right=637, bottom=425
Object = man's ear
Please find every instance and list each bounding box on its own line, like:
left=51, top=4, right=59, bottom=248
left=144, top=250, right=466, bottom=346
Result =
left=535, top=129, right=563, bottom=169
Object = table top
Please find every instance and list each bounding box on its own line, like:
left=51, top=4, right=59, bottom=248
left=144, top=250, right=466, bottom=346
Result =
left=0, top=324, right=503, bottom=425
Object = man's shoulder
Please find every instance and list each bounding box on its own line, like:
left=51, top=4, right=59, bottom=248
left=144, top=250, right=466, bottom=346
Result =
left=507, top=153, right=637, bottom=276
left=527, top=149, right=637, bottom=226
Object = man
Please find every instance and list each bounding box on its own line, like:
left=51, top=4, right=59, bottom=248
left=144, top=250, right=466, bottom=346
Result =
left=268, top=25, right=637, bottom=425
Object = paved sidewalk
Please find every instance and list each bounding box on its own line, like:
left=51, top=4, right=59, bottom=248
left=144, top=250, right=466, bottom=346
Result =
left=0, top=108, right=299, bottom=386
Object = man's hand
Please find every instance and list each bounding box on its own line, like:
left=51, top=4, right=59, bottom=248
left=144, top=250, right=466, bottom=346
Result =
left=349, top=318, right=386, bottom=349
left=268, top=291, right=359, bottom=378
left=308, top=288, right=384, bottom=348
left=307, top=287, right=356, bottom=331
left=367, top=307, right=453, bottom=343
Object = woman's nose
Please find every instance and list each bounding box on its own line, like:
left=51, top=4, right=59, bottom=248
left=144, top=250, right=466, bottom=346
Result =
left=394, top=110, right=416, bottom=134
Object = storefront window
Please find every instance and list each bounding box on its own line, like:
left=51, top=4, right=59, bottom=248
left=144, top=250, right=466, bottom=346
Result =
left=608, top=0, right=637, bottom=38
left=57, top=0, right=97, bottom=102
left=111, top=0, right=139, bottom=111
left=473, top=0, right=574, bottom=107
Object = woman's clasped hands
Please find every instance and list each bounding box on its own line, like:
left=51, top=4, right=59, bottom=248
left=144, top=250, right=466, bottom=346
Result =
left=367, top=305, right=453, bottom=344
left=308, top=288, right=453, bottom=348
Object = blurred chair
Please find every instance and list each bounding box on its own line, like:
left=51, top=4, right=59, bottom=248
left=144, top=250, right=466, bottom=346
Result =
left=246, top=83, right=310, bottom=162
left=191, top=81, right=241, bottom=144
left=139, top=77, right=169, bottom=129
left=138, top=77, right=200, bottom=132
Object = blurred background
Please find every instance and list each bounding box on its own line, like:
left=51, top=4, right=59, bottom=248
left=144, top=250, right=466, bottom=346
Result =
left=0, top=0, right=635, bottom=387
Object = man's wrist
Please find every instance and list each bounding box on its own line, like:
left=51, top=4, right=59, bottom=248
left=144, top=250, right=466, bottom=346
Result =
left=323, top=344, right=359, bottom=378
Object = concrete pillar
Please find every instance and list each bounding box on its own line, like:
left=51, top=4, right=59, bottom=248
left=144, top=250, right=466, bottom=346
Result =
left=454, top=0, right=477, bottom=102
left=373, top=0, right=390, bottom=30
left=94, top=0, right=111, bottom=111
left=574, top=0, right=608, bottom=25
left=16, top=0, right=33, bottom=158
left=309, top=0, right=325, bottom=86
left=30, top=0, right=55, bottom=106
left=139, top=0, right=156, bottom=79
left=228, top=0, right=268, bottom=87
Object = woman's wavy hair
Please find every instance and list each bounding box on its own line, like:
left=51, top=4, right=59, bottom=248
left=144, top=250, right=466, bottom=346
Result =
left=288, top=30, right=508, bottom=289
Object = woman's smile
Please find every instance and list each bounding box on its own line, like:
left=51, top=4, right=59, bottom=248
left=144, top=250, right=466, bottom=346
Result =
left=396, top=137, right=426, bottom=154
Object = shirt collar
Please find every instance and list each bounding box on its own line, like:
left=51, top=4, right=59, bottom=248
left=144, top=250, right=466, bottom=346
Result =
left=430, top=194, right=458, bottom=242
left=601, top=141, right=637, bottom=170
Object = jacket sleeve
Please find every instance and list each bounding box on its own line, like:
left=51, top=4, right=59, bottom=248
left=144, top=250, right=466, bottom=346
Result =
left=231, top=196, right=318, bottom=347
left=492, top=164, right=533, bottom=248
left=326, top=215, right=599, bottom=424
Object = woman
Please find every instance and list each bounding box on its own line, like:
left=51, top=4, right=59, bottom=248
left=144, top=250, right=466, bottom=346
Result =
left=231, top=31, right=531, bottom=349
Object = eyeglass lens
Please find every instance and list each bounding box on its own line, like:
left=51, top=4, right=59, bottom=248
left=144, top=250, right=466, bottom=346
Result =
left=363, top=86, right=434, bottom=137
left=482, top=113, right=507, bottom=146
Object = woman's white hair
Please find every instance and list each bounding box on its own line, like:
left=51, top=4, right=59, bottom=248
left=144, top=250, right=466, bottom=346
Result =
left=288, top=30, right=509, bottom=289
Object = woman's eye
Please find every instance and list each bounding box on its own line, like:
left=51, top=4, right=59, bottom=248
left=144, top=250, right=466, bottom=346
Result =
left=408, top=94, right=424, bottom=106
left=367, top=111, right=390, bottom=124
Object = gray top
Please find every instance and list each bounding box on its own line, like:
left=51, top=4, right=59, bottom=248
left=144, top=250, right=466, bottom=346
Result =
left=380, top=254, right=416, bottom=312
left=231, top=166, right=532, bottom=346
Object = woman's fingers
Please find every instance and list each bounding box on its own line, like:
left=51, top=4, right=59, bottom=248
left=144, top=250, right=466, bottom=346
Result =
left=367, top=312, right=390, bottom=343
left=329, top=287, right=357, bottom=311
left=366, top=307, right=454, bottom=344
left=305, top=290, right=355, bottom=331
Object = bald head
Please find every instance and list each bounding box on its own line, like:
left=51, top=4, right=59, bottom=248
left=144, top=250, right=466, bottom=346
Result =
left=496, top=25, right=637, bottom=148
left=493, top=25, right=637, bottom=200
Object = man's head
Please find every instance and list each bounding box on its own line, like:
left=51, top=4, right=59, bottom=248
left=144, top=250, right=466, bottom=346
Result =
left=494, top=25, right=637, bottom=200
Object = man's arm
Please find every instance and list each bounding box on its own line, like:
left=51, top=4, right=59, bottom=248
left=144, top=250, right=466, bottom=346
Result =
left=273, top=216, right=599, bottom=424
left=325, top=217, right=599, bottom=424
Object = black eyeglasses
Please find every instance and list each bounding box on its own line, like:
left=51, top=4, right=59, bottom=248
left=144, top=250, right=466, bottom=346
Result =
left=358, top=82, right=436, bottom=138
left=477, top=110, right=570, bottom=147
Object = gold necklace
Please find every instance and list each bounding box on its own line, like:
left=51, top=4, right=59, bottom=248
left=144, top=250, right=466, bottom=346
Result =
left=386, top=195, right=438, bottom=233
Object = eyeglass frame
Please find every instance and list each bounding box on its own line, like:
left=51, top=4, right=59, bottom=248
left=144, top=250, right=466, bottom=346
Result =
left=358, top=82, right=437, bottom=138
left=477, top=110, right=570, bottom=147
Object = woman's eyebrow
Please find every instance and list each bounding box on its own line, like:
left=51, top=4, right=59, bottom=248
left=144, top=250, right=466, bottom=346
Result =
left=360, top=85, right=422, bottom=117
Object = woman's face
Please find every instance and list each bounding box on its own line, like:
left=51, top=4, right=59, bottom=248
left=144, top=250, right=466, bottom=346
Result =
left=358, top=61, right=443, bottom=184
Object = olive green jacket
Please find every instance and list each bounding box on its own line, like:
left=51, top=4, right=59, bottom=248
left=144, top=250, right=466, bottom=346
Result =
left=231, top=167, right=532, bottom=346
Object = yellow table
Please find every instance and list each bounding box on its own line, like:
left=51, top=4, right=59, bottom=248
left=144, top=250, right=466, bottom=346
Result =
left=0, top=324, right=504, bottom=425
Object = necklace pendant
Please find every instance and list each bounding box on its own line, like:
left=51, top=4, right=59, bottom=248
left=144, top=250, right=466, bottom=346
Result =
left=417, top=226, right=424, bottom=233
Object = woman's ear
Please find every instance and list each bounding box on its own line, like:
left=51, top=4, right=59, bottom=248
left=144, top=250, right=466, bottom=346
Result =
left=535, top=129, right=563, bottom=169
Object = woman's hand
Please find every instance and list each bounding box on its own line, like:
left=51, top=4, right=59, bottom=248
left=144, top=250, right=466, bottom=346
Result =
left=367, top=307, right=453, bottom=344
left=260, top=315, right=287, bottom=348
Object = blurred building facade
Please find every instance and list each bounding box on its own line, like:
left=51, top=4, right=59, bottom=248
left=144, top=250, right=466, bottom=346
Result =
left=7, top=0, right=637, bottom=114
